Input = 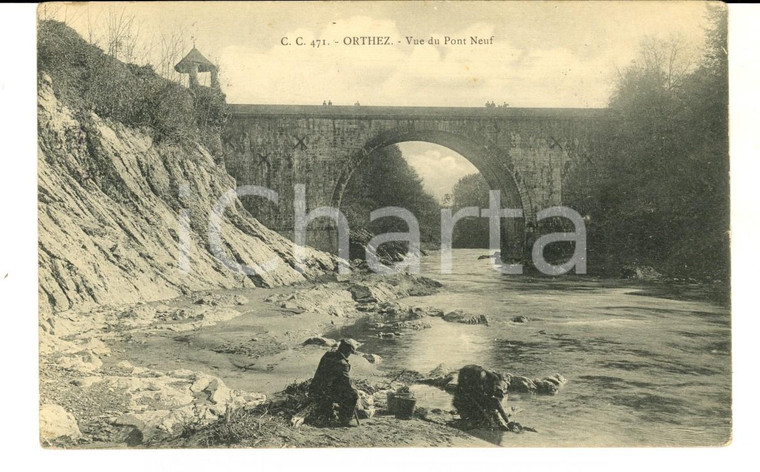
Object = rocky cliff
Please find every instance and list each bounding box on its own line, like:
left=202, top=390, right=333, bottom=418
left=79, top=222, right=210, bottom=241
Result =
left=38, top=72, right=334, bottom=315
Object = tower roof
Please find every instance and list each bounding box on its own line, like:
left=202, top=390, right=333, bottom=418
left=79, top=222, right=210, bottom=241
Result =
left=174, top=47, right=216, bottom=73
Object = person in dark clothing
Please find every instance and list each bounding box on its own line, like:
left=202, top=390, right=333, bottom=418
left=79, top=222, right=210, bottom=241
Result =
left=453, top=364, right=510, bottom=430
left=309, top=338, right=361, bottom=426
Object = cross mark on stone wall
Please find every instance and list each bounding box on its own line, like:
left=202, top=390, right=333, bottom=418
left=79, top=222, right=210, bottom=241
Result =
left=293, top=135, right=309, bottom=150
left=257, top=152, right=271, bottom=166
left=548, top=136, right=563, bottom=150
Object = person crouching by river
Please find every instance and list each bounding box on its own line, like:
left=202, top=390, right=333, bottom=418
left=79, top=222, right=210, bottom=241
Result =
left=453, top=364, right=511, bottom=430
left=308, top=338, right=361, bottom=427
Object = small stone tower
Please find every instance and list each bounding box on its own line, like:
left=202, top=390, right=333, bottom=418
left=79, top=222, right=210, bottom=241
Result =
left=174, top=47, right=219, bottom=89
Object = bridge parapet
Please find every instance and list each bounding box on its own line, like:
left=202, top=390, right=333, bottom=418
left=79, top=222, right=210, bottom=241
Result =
left=229, top=103, right=607, bottom=120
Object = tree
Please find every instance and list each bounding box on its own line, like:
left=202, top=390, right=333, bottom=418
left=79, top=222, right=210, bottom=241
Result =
left=156, top=27, right=191, bottom=82
left=448, top=173, right=490, bottom=248
left=341, top=145, right=442, bottom=252
left=103, top=6, right=140, bottom=63
left=563, top=4, right=729, bottom=281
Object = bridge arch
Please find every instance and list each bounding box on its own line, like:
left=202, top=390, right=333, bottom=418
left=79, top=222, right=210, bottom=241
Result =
left=224, top=104, right=605, bottom=260
left=330, top=128, right=533, bottom=261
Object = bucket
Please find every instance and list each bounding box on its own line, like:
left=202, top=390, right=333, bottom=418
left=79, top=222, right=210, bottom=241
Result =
left=388, top=392, right=416, bottom=419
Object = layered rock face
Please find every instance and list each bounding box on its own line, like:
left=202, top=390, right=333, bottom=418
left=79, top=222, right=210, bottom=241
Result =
left=38, top=73, right=334, bottom=315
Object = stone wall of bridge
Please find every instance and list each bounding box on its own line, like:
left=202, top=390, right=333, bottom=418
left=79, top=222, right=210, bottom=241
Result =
left=221, top=104, right=608, bottom=257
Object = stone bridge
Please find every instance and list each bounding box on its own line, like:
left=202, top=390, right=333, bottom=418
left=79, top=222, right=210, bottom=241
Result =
left=221, top=104, right=608, bottom=258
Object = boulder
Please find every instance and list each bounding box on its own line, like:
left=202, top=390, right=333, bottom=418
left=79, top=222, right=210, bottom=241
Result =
left=534, top=374, right=568, bottom=394
left=119, top=305, right=159, bottom=326
left=39, top=330, right=85, bottom=356
left=356, top=390, right=376, bottom=419
left=233, top=295, right=249, bottom=305
left=397, top=320, right=432, bottom=330
left=443, top=310, right=489, bottom=326
left=112, top=409, right=198, bottom=443
left=204, top=379, right=234, bottom=413
left=418, top=364, right=457, bottom=390
left=302, top=336, right=338, bottom=348
left=362, top=353, right=383, bottom=364
left=193, top=293, right=221, bottom=305
left=115, top=360, right=135, bottom=371
left=81, top=337, right=111, bottom=356
left=39, top=404, right=82, bottom=443
left=511, top=316, right=529, bottom=323
left=505, top=373, right=567, bottom=395
left=406, top=276, right=443, bottom=296
left=70, top=376, right=102, bottom=388
left=280, top=301, right=306, bottom=313
left=108, top=371, right=267, bottom=443
left=371, top=303, right=435, bottom=330
left=506, top=375, right=536, bottom=393
left=620, top=264, right=662, bottom=281
left=348, top=284, right=376, bottom=303
left=422, top=307, right=445, bottom=317
left=56, top=350, right=102, bottom=373
left=327, top=306, right=345, bottom=317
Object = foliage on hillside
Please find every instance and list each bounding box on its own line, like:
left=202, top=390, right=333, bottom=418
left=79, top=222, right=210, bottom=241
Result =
left=37, top=20, right=227, bottom=156
left=341, top=145, right=442, bottom=255
left=446, top=174, right=491, bottom=248
left=564, top=6, right=729, bottom=282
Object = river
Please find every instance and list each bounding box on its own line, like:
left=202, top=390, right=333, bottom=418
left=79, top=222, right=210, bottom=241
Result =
left=329, top=249, right=731, bottom=446
left=116, top=248, right=731, bottom=447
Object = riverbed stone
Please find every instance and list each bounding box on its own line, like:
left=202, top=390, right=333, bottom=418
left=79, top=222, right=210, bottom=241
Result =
left=506, top=373, right=567, bottom=395
left=363, top=353, right=383, bottom=364
left=348, top=283, right=376, bottom=303
left=443, top=310, right=489, bottom=325
left=303, top=336, right=338, bottom=347
left=56, top=350, right=103, bottom=372
left=40, top=404, right=82, bottom=443
left=357, top=390, right=376, bottom=419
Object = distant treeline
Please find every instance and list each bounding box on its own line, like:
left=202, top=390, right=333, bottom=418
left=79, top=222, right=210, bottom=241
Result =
left=563, top=6, right=728, bottom=282
left=443, top=174, right=491, bottom=249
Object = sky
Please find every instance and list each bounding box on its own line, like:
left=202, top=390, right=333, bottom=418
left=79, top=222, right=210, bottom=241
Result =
left=398, top=142, right=478, bottom=202
left=46, top=1, right=713, bottom=200
left=49, top=1, right=712, bottom=108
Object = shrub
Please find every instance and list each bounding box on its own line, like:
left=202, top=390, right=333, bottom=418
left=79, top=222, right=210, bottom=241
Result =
left=38, top=20, right=227, bottom=154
